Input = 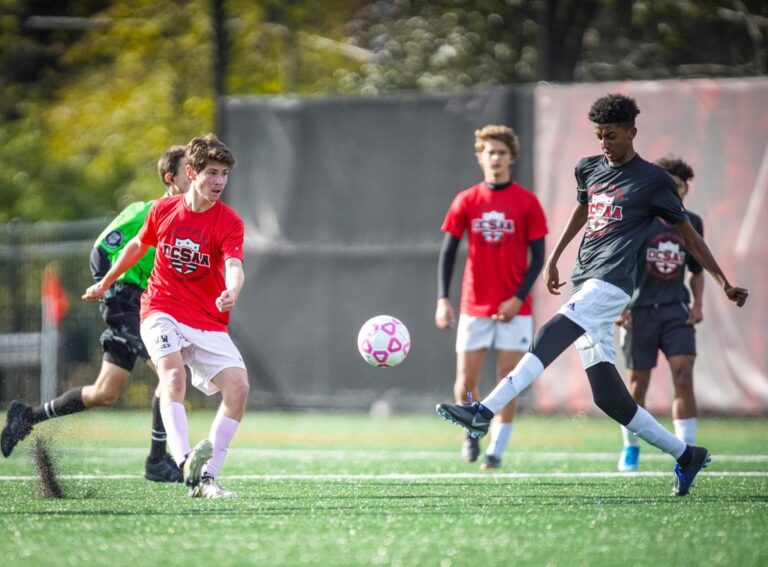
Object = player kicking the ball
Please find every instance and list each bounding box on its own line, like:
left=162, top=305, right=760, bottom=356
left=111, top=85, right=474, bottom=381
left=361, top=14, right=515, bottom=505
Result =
left=436, top=94, right=748, bottom=496
left=83, top=133, right=249, bottom=499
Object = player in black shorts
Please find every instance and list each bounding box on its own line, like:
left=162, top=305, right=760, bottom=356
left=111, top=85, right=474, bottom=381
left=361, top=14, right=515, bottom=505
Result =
left=1, top=147, right=190, bottom=483
left=436, top=93, right=748, bottom=496
left=617, top=157, right=703, bottom=471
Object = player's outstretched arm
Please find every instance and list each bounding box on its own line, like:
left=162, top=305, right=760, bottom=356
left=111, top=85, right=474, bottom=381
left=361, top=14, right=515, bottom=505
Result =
left=676, top=221, right=748, bottom=307
left=82, top=236, right=149, bottom=301
left=543, top=202, right=588, bottom=294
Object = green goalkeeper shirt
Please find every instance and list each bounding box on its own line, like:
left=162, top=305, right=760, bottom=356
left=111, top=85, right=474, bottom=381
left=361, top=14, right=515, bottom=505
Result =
left=93, top=200, right=156, bottom=289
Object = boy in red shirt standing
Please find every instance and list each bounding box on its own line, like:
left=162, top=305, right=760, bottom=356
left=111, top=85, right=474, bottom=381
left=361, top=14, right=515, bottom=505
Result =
left=83, top=134, right=247, bottom=499
left=436, top=125, right=548, bottom=469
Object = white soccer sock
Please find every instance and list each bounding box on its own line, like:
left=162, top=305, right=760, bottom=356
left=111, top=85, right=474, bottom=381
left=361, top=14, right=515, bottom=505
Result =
left=204, top=413, right=240, bottom=479
left=621, top=425, right=640, bottom=447
left=481, top=353, right=544, bottom=414
left=486, top=422, right=514, bottom=459
left=673, top=418, right=698, bottom=446
left=625, top=406, right=686, bottom=459
left=160, top=401, right=190, bottom=466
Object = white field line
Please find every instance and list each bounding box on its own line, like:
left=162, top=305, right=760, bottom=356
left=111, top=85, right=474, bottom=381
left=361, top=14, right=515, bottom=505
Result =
left=4, top=450, right=766, bottom=481
left=53, top=447, right=768, bottom=463
left=1, top=471, right=767, bottom=482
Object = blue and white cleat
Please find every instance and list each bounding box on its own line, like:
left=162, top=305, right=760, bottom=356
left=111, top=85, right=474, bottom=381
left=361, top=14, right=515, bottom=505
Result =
left=671, top=446, right=711, bottom=496
left=618, top=445, right=640, bottom=472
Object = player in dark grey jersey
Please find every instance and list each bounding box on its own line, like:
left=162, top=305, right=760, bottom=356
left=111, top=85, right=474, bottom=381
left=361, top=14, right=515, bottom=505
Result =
left=616, top=157, right=703, bottom=472
left=436, top=94, right=748, bottom=497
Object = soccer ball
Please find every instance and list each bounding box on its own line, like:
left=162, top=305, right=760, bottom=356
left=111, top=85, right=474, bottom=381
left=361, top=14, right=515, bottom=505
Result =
left=357, top=315, right=411, bottom=368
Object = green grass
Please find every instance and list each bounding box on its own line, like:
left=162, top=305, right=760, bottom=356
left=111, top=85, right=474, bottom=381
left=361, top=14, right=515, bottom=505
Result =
left=1, top=411, right=767, bottom=566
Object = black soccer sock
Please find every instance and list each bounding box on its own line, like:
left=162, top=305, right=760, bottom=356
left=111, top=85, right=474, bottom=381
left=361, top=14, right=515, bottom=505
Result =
left=30, top=387, right=87, bottom=424
left=677, top=446, right=693, bottom=467
left=148, top=395, right=168, bottom=460
left=585, top=363, right=639, bottom=425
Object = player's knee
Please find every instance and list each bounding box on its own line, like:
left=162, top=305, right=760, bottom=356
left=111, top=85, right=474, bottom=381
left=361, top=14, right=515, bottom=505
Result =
left=592, top=391, right=637, bottom=425
left=627, top=376, right=649, bottom=399
left=99, top=392, right=120, bottom=406
left=672, top=369, right=694, bottom=395
left=234, top=375, right=250, bottom=400
left=89, top=385, right=121, bottom=407
left=164, top=378, right=186, bottom=398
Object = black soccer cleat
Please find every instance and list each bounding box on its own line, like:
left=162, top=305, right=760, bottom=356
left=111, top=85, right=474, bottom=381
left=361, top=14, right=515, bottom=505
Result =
left=145, top=453, right=183, bottom=483
left=435, top=402, right=491, bottom=437
left=461, top=433, right=480, bottom=462
left=480, top=454, right=502, bottom=470
left=1, top=400, right=34, bottom=457
left=671, top=446, right=711, bottom=496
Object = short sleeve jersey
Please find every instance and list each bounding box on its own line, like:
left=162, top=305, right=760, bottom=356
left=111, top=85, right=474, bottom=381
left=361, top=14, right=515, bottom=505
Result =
left=94, top=201, right=156, bottom=289
left=572, top=154, right=688, bottom=295
left=138, top=195, right=245, bottom=331
left=629, top=211, right=704, bottom=308
left=441, top=181, right=548, bottom=317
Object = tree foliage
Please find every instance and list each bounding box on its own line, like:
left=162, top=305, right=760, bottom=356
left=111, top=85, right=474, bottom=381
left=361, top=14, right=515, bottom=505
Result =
left=0, top=0, right=766, bottom=221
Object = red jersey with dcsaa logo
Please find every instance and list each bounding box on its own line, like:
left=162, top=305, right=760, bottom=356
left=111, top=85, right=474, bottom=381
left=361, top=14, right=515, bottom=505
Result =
left=442, top=182, right=548, bottom=317
left=138, top=194, right=244, bottom=331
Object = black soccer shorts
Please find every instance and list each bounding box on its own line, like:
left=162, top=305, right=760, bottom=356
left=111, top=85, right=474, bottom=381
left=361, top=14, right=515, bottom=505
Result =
left=99, top=282, right=149, bottom=371
left=621, top=302, right=696, bottom=370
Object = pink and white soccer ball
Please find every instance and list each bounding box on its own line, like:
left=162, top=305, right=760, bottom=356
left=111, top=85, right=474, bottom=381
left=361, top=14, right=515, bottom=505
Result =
left=357, top=315, right=411, bottom=368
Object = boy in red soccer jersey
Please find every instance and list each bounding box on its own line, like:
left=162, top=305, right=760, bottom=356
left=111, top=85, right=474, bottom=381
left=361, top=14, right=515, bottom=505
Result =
left=435, top=125, right=548, bottom=469
left=83, top=134, right=248, bottom=499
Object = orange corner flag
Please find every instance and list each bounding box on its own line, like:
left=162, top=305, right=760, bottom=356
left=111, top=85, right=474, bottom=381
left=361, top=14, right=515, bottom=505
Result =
left=42, top=264, right=69, bottom=326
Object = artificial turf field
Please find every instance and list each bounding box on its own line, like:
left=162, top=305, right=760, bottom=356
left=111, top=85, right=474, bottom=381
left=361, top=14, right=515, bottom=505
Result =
left=0, top=410, right=766, bottom=567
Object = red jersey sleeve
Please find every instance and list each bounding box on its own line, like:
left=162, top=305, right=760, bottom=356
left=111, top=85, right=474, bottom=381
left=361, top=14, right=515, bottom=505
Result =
left=137, top=200, right=159, bottom=247
left=221, top=215, right=245, bottom=262
left=441, top=191, right=468, bottom=239
left=524, top=192, right=549, bottom=242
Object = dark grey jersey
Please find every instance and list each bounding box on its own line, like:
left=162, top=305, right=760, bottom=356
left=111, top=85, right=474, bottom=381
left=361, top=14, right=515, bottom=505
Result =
left=572, top=154, right=688, bottom=295
left=629, top=211, right=704, bottom=308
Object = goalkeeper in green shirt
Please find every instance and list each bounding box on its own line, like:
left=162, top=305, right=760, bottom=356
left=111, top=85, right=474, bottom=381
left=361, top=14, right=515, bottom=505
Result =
left=2, top=146, right=191, bottom=482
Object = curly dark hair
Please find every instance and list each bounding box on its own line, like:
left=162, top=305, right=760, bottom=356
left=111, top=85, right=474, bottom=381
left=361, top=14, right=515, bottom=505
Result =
left=656, top=156, right=695, bottom=182
left=588, top=94, right=640, bottom=127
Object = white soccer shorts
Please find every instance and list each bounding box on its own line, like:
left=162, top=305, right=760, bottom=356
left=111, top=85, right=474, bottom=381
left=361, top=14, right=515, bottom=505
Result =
left=140, top=313, right=246, bottom=396
left=456, top=314, right=533, bottom=353
left=556, top=278, right=630, bottom=369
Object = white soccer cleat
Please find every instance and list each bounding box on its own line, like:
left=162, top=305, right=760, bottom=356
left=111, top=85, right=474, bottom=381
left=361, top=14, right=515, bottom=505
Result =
left=183, top=439, right=213, bottom=488
left=190, top=475, right=237, bottom=499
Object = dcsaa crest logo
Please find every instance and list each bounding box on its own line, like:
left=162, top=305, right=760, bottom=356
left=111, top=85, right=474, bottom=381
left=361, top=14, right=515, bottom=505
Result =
left=647, top=240, right=685, bottom=276
left=587, top=193, right=623, bottom=234
left=471, top=210, right=514, bottom=243
left=161, top=236, right=211, bottom=275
